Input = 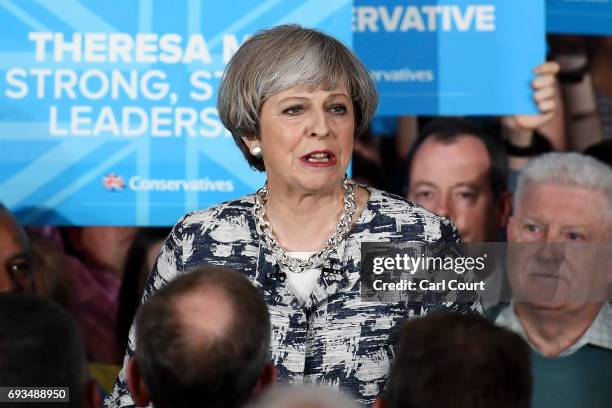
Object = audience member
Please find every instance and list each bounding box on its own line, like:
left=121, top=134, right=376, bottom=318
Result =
left=0, top=293, right=100, bottom=408
left=375, top=312, right=531, bottom=408
left=126, top=265, right=275, bottom=408
left=58, top=226, right=137, bottom=363
left=405, top=118, right=511, bottom=243
left=551, top=36, right=612, bottom=150
left=251, top=385, right=359, bottom=408
left=0, top=205, right=34, bottom=293
left=491, top=152, right=612, bottom=408
left=26, top=228, right=72, bottom=306
left=117, top=227, right=171, bottom=362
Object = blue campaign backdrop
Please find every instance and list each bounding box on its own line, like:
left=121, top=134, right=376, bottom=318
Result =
left=0, top=0, right=351, bottom=226
left=353, top=0, right=545, bottom=115
left=547, top=0, right=612, bottom=35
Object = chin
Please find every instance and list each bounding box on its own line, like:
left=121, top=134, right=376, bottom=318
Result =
left=296, top=173, right=344, bottom=193
left=527, top=300, right=568, bottom=312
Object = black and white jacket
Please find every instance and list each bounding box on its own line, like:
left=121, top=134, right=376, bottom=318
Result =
left=105, top=187, right=481, bottom=407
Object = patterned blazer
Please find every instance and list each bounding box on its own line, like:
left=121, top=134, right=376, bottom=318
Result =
left=105, top=187, right=481, bottom=407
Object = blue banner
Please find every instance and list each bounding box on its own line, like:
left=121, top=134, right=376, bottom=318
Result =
left=353, top=0, right=545, bottom=115
left=547, top=0, right=612, bottom=35
left=0, top=0, right=351, bottom=226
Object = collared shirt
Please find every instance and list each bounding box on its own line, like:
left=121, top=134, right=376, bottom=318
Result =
left=104, top=187, right=481, bottom=408
left=496, top=302, right=612, bottom=357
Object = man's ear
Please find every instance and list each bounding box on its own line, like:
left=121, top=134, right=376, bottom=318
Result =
left=497, top=191, right=513, bottom=230
left=127, top=358, right=151, bottom=407
left=373, top=398, right=387, bottom=408
left=84, top=379, right=101, bottom=408
left=251, top=362, right=276, bottom=399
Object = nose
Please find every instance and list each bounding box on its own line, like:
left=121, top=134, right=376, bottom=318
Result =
left=309, top=106, right=331, bottom=138
left=534, top=241, right=565, bottom=262
left=543, top=228, right=564, bottom=244
left=433, top=197, right=451, bottom=219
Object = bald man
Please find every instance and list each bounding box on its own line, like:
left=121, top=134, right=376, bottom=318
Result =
left=124, top=265, right=275, bottom=408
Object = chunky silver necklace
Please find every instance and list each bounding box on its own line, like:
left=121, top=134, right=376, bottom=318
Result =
left=254, top=176, right=356, bottom=272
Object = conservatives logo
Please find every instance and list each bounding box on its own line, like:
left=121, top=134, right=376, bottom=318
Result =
left=102, top=173, right=234, bottom=192
left=102, top=173, right=125, bottom=191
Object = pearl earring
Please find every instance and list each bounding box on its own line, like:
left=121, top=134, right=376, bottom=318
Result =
left=251, top=146, right=262, bottom=158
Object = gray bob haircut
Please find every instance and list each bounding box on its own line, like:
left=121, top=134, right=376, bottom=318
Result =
left=515, top=152, right=612, bottom=214
left=218, top=24, right=378, bottom=172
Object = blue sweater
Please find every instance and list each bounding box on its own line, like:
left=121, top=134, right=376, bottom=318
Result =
left=487, top=305, right=612, bottom=408
left=531, top=345, right=612, bottom=408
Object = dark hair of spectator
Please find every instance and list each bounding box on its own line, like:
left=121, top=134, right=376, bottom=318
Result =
left=404, top=118, right=509, bottom=198
left=134, top=265, right=271, bottom=408
left=116, top=227, right=171, bottom=357
left=352, top=150, right=388, bottom=191
left=385, top=312, right=531, bottom=408
left=0, top=293, right=87, bottom=408
left=584, top=140, right=612, bottom=169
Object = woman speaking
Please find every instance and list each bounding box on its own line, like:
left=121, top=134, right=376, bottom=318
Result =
left=107, top=25, right=479, bottom=407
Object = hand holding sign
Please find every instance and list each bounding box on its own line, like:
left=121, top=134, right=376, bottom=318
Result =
left=503, top=61, right=561, bottom=132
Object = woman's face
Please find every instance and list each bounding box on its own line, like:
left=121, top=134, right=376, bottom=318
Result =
left=246, top=84, right=355, bottom=195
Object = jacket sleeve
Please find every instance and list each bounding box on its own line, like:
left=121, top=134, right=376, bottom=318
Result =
left=420, top=217, right=483, bottom=316
left=103, top=218, right=186, bottom=408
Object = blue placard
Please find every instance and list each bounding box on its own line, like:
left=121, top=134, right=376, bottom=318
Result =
left=0, top=0, right=351, bottom=226
left=547, top=0, right=612, bottom=35
left=353, top=0, right=545, bottom=115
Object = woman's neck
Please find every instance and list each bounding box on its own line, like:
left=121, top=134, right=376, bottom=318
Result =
left=262, top=182, right=369, bottom=252
left=264, top=183, right=345, bottom=252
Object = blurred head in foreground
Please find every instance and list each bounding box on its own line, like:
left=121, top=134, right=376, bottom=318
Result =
left=252, top=385, right=359, bottom=408
left=376, top=312, right=531, bottom=408
left=0, top=205, right=34, bottom=293
left=406, top=119, right=510, bottom=242
left=127, top=265, right=274, bottom=408
left=0, top=293, right=99, bottom=408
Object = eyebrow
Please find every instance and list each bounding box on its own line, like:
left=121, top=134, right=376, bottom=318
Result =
left=411, top=181, right=479, bottom=189
left=411, top=181, right=437, bottom=189
left=452, top=182, right=479, bottom=190
left=6, top=253, right=31, bottom=265
left=522, top=216, right=588, bottom=231
left=560, top=224, right=588, bottom=231
left=277, top=93, right=350, bottom=104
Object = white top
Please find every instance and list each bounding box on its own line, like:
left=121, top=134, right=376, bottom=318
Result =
left=282, top=251, right=321, bottom=304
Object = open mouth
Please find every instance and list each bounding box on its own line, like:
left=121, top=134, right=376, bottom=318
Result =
left=300, top=150, right=337, bottom=166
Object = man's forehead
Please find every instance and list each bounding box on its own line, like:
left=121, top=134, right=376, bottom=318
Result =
left=411, top=135, right=492, bottom=185
left=517, top=183, right=610, bottom=227
left=0, top=211, right=28, bottom=251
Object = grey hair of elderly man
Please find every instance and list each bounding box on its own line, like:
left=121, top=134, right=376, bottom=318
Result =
left=513, top=152, right=612, bottom=222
